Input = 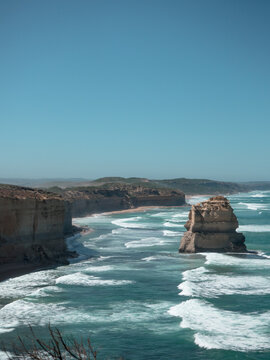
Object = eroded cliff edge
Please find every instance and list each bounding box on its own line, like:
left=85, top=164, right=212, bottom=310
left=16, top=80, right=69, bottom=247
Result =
left=53, top=184, right=186, bottom=217
left=0, top=183, right=185, bottom=279
left=179, top=196, right=246, bottom=253
left=0, top=185, right=73, bottom=269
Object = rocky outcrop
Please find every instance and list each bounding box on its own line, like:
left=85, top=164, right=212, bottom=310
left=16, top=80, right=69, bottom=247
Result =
left=0, top=185, right=73, bottom=267
left=60, top=184, right=186, bottom=217
left=179, top=196, right=246, bottom=253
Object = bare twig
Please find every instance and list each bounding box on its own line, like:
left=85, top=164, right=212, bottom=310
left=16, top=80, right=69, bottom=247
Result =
left=2, top=325, right=99, bottom=360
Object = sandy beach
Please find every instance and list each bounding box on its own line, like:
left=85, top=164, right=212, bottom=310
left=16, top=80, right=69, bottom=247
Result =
left=92, top=196, right=213, bottom=217
left=98, top=204, right=189, bottom=216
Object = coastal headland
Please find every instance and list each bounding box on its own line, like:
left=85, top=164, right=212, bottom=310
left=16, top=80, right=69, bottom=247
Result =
left=0, top=182, right=185, bottom=281
left=0, top=185, right=74, bottom=281
left=1, top=176, right=267, bottom=282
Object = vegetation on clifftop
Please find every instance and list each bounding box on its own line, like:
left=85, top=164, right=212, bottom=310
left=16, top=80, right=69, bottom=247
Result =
left=47, top=177, right=250, bottom=195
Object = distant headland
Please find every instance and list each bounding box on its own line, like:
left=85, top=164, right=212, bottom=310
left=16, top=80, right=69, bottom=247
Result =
left=1, top=176, right=270, bottom=194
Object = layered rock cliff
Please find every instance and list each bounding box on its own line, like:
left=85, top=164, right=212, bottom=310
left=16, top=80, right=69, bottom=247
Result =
left=58, top=184, right=186, bottom=217
left=0, top=182, right=185, bottom=275
left=0, top=185, right=73, bottom=267
left=179, top=196, right=246, bottom=253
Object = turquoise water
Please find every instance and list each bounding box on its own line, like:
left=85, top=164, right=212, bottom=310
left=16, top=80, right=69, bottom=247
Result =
left=1, top=192, right=270, bottom=359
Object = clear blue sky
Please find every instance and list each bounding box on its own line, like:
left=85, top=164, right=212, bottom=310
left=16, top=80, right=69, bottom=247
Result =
left=1, top=0, right=269, bottom=181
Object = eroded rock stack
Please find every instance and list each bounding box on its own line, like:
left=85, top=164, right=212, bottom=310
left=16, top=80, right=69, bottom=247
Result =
left=179, top=196, right=246, bottom=253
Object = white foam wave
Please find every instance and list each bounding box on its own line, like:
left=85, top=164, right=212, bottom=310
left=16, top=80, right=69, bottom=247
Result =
left=0, top=350, right=10, bottom=360
left=258, top=251, right=270, bottom=259
left=172, top=212, right=189, bottom=218
left=97, top=256, right=114, bottom=261
left=112, top=217, right=149, bottom=229
left=151, top=212, right=170, bottom=217
left=179, top=271, right=270, bottom=298
left=103, top=300, right=173, bottom=325
left=0, top=270, right=57, bottom=299
left=238, top=202, right=267, bottom=211
left=0, top=299, right=96, bottom=333
left=84, top=265, right=113, bottom=272
left=28, top=286, right=64, bottom=298
left=204, top=252, right=270, bottom=268
left=163, top=222, right=184, bottom=228
left=182, top=266, right=210, bottom=281
left=0, top=297, right=171, bottom=337
left=125, top=237, right=166, bottom=248
left=163, top=230, right=183, bottom=237
left=168, top=218, right=187, bottom=225
left=238, top=225, right=270, bottom=232
left=55, top=272, right=133, bottom=286
left=168, top=299, right=270, bottom=351
left=142, top=256, right=157, bottom=262
left=251, top=194, right=267, bottom=198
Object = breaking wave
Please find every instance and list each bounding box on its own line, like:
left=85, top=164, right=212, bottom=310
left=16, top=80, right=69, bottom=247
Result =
left=125, top=237, right=166, bottom=248
left=163, top=222, right=184, bottom=228
left=55, top=272, right=133, bottom=286
left=112, top=217, right=150, bottom=229
left=238, top=202, right=267, bottom=211
left=141, top=256, right=157, bottom=262
left=179, top=270, right=270, bottom=298
left=251, top=194, right=267, bottom=198
left=163, top=230, right=183, bottom=237
left=168, top=299, right=270, bottom=351
left=203, top=252, right=270, bottom=268
left=172, top=212, right=189, bottom=218
left=84, top=265, right=113, bottom=272
left=238, top=225, right=270, bottom=232
left=0, top=270, right=57, bottom=299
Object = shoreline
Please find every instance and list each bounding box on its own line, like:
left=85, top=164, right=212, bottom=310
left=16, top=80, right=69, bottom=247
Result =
left=0, top=191, right=259, bottom=284
left=0, top=227, right=92, bottom=283
left=0, top=263, right=49, bottom=283
left=73, top=196, right=215, bottom=219
left=98, top=204, right=189, bottom=216
left=0, top=195, right=209, bottom=284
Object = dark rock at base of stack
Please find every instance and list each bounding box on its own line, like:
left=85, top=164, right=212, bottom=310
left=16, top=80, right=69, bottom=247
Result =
left=179, top=196, right=246, bottom=253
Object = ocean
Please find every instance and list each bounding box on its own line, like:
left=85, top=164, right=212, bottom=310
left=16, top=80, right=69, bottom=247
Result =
left=1, top=191, right=270, bottom=359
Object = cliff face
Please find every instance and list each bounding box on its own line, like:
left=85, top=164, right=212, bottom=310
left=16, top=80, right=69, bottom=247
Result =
left=179, top=196, right=246, bottom=253
left=0, top=182, right=185, bottom=270
left=61, top=184, right=186, bottom=217
left=0, top=185, right=73, bottom=266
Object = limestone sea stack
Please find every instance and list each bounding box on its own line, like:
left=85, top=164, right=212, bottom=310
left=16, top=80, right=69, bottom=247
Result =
left=179, top=196, right=246, bottom=253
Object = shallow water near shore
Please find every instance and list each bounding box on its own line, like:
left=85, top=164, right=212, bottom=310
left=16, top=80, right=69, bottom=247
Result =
left=1, top=192, right=270, bottom=359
